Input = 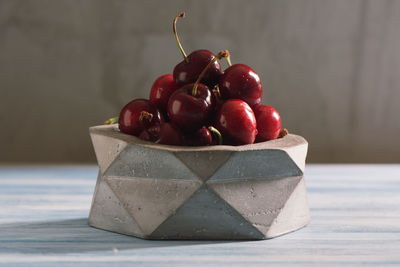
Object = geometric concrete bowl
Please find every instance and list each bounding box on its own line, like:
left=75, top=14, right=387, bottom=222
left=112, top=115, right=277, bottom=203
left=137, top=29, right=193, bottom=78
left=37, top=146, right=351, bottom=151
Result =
left=88, top=124, right=310, bottom=240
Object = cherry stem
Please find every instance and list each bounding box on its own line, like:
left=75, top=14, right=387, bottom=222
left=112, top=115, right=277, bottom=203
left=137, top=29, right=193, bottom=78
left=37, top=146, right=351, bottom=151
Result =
left=104, top=116, right=119, bottom=125
left=139, top=111, right=153, bottom=128
left=214, top=84, right=221, bottom=98
left=208, top=126, right=223, bottom=145
left=173, top=12, right=189, bottom=63
left=192, top=50, right=230, bottom=96
left=225, top=53, right=232, bottom=67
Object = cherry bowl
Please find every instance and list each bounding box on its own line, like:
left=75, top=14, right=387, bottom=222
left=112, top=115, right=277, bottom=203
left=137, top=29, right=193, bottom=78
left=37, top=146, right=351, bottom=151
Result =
left=88, top=124, right=309, bottom=240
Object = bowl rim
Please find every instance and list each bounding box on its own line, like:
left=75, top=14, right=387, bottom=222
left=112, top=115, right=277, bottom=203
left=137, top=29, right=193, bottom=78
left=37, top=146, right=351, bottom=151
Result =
left=90, top=124, right=307, bottom=152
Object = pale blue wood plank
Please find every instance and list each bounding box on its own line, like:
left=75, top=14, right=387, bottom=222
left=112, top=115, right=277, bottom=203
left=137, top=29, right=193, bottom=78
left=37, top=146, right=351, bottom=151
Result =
left=0, top=165, right=399, bottom=266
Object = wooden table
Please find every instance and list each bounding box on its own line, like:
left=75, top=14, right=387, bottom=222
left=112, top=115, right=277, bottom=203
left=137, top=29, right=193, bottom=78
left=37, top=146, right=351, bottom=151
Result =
left=0, top=165, right=399, bottom=266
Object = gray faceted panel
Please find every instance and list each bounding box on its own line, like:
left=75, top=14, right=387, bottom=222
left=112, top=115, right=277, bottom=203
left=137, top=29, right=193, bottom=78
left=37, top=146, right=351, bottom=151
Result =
left=280, top=143, right=308, bottom=173
left=209, top=176, right=303, bottom=234
left=208, top=150, right=303, bottom=182
left=90, top=132, right=127, bottom=174
left=105, top=176, right=202, bottom=235
left=104, top=144, right=199, bottom=181
left=174, top=150, right=232, bottom=182
left=149, top=186, right=265, bottom=240
left=266, top=178, right=310, bottom=238
left=88, top=181, right=143, bottom=237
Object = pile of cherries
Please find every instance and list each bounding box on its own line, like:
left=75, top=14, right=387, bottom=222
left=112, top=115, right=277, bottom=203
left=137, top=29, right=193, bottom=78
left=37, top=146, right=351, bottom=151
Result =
left=109, top=12, right=287, bottom=146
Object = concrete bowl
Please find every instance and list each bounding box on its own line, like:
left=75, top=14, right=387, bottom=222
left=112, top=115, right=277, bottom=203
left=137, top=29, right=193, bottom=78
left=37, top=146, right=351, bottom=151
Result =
left=88, top=124, right=309, bottom=240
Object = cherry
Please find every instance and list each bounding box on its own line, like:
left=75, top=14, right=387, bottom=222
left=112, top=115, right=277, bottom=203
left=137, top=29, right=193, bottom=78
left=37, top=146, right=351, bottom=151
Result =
left=172, top=12, right=222, bottom=87
left=219, top=63, right=263, bottom=107
left=139, top=122, right=183, bottom=146
left=118, top=99, right=163, bottom=136
left=253, top=104, right=281, bottom=142
left=174, top=50, right=223, bottom=88
left=138, top=129, right=155, bottom=142
left=184, top=126, right=212, bottom=146
left=149, top=74, right=179, bottom=113
left=167, top=83, right=214, bottom=132
left=215, top=99, right=258, bottom=145
left=157, top=123, right=183, bottom=145
left=168, top=51, right=228, bottom=133
left=138, top=122, right=161, bottom=142
left=184, top=126, right=222, bottom=146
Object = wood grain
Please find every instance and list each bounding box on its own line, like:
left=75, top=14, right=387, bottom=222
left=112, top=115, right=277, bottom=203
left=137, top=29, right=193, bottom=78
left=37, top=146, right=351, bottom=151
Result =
left=0, top=165, right=399, bottom=266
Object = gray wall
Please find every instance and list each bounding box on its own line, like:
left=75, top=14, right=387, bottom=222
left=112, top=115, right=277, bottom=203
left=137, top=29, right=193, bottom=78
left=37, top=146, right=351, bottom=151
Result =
left=1, top=0, right=399, bottom=163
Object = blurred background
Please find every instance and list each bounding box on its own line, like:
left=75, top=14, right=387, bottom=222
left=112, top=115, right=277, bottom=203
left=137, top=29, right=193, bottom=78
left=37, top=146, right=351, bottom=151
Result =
left=1, top=0, right=399, bottom=164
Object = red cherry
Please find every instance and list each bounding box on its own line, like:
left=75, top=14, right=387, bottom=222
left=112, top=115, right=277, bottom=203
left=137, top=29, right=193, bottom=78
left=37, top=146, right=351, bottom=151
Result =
left=156, top=123, right=183, bottom=145
left=168, top=51, right=229, bottom=133
left=215, top=99, right=258, bottom=145
left=184, top=126, right=213, bottom=146
left=173, top=50, right=223, bottom=87
left=138, top=121, right=162, bottom=142
left=219, top=64, right=263, bottom=107
left=167, top=83, right=214, bottom=132
left=140, top=123, right=183, bottom=146
left=184, top=126, right=223, bottom=146
left=149, top=74, right=179, bottom=113
left=172, top=13, right=222, bottom=87
left=118, top=99, right=163, bottom=136
left=254, top=104, right=281, bottom=142
left=138, top=129, right=156, bottom=142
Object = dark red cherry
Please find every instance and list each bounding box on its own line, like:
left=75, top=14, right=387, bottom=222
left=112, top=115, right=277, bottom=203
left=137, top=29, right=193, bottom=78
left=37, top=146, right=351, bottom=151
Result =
left=149, top=74, right=179, bottom=113
left=141, top=123, right=183, bottom=146
left=184, top=126, right=212, bottom=146
left=157, top=123, right=183, bottom=145
left=184, top=126, right=223, bottom=146
left=139, top=122, right=161, bottom=142
left=138, top=129, right=155, bottom=142
left=219, top=64, right=263, bottom=107
left=254, top=104, right=281, bottom=142
left=167, top=83, right=214, bottom=133
left=215, top=99, right=258, bottom=145
left=168, top=51, right=229, bottom=133
left=172, top=13, right=222, bottom=87
left=118, top=99, right=163, bottom=136
left=173, top=50, right=223, bottom=87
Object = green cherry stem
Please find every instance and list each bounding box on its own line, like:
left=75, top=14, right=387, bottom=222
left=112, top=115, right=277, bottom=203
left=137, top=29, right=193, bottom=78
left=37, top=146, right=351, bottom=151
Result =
left=208, top=126, right=223, bottom=145
left=104, top=116, right=119, bottom=125
left=225, top=53, right=232, bottom=67
left=214, top=84, right=221, bottom=98
left=173, top=12, right=189, bottom=63
left=192, top=50, right=230, bottom=96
